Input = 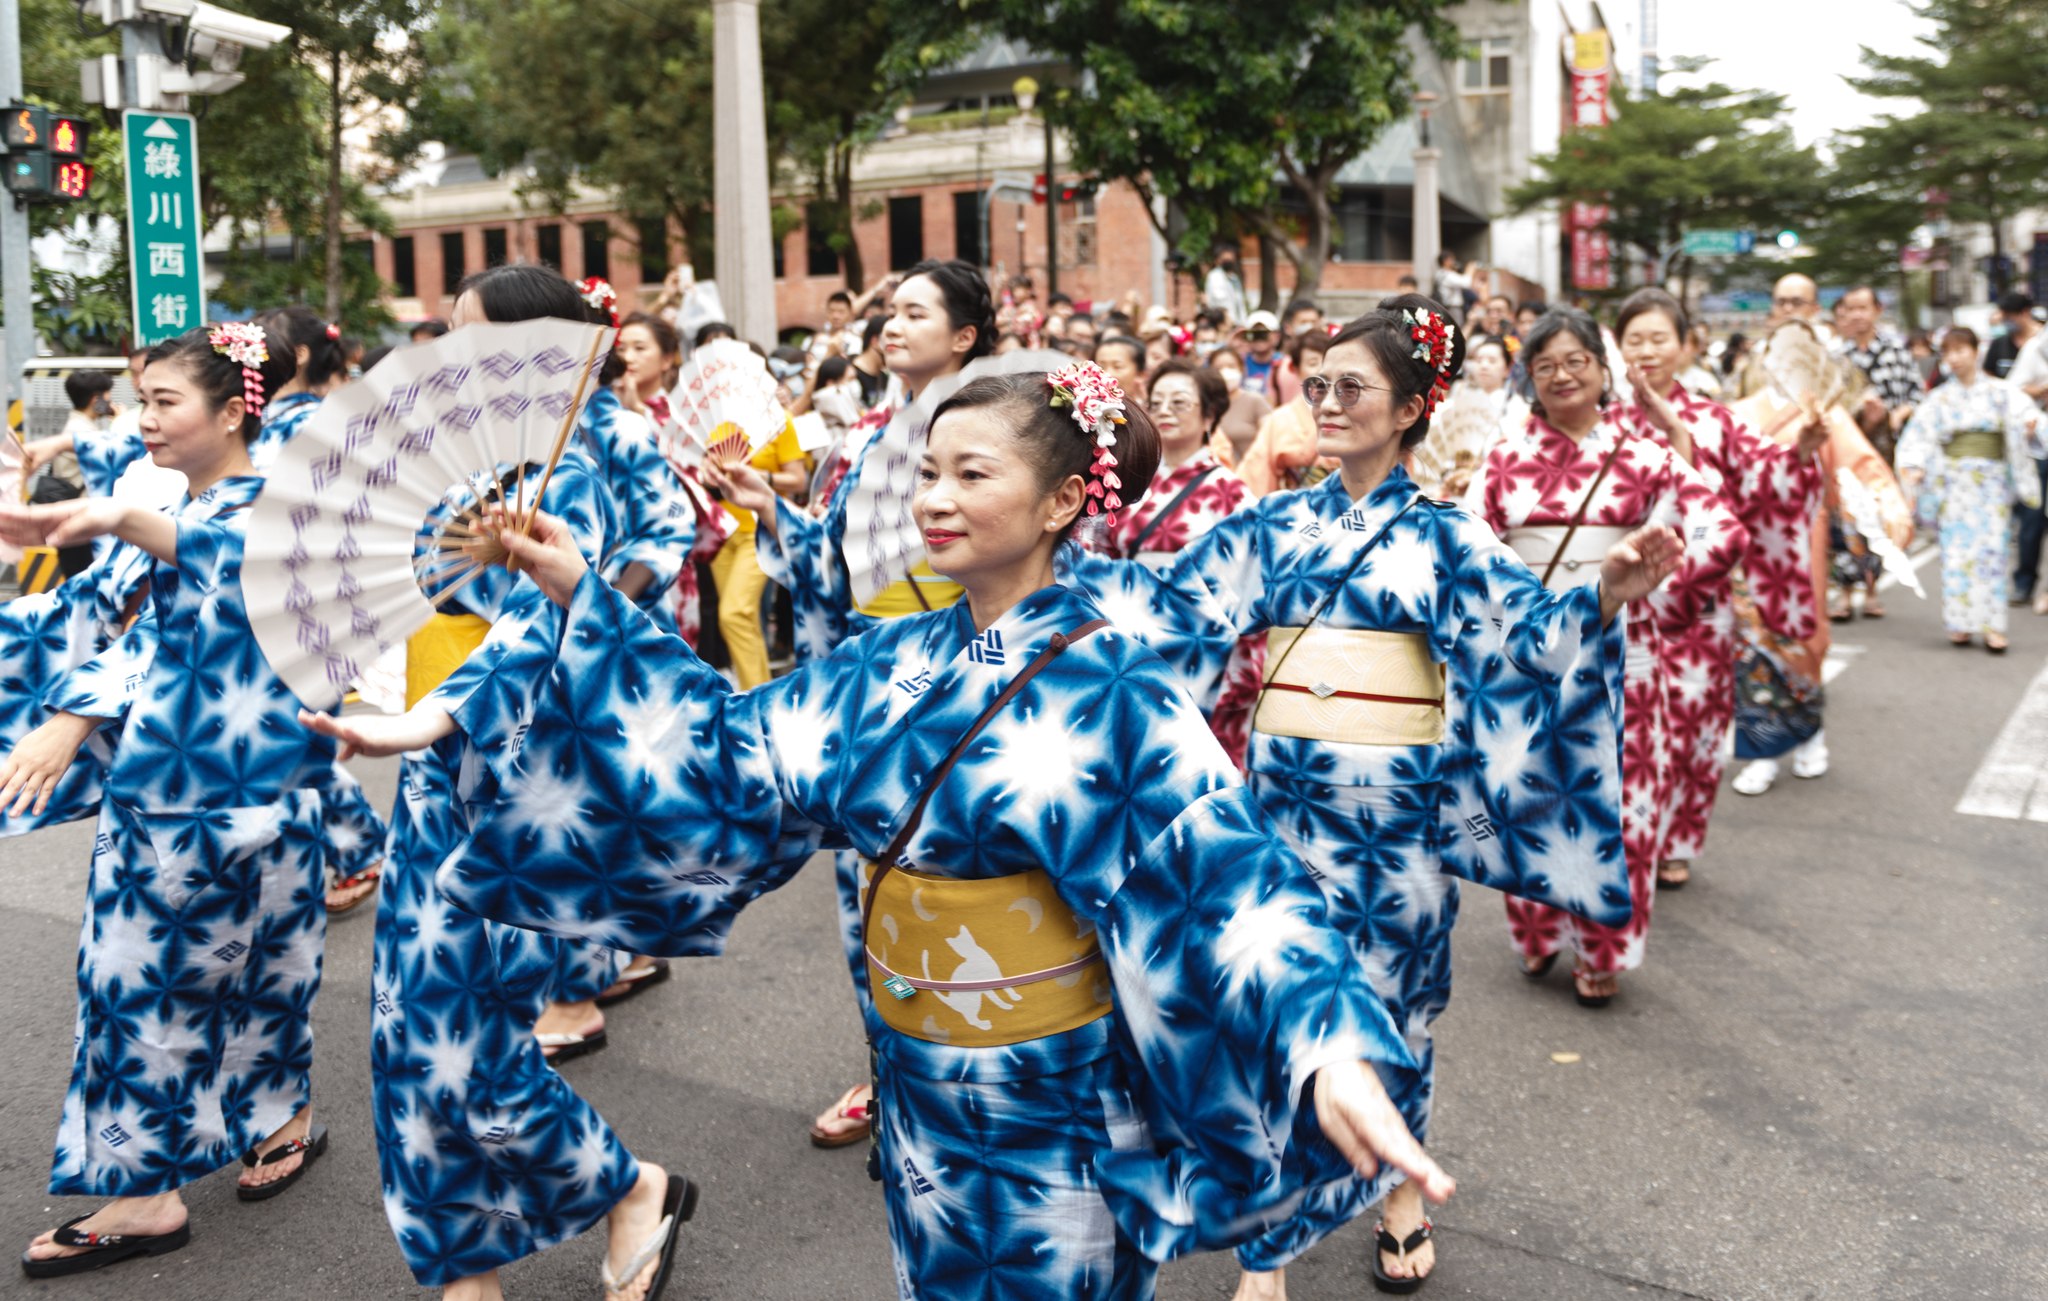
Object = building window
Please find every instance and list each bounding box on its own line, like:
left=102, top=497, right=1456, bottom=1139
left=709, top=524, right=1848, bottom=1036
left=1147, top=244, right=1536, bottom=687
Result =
left=440, top=231, right=466, bottom=296
left=1462, top=36, right=1511, bottom=93
left=1070, top=192, right=1096, bottom=267
left=390, top=235, right=416, bottom=298
left=581, top=221, right=611, bottom=282
left=537, top=223, right=563, bottom=271
left=773, top=229, right=786, bottom=280
left=888, top=195, right=923, bottom=272
left=952, top=189, right=984, bottom=264
left=482, top=226, right=509, bottom=268
left=637, top=216, right=669, bottom=280
left=805, top=203, right=839, bottom=278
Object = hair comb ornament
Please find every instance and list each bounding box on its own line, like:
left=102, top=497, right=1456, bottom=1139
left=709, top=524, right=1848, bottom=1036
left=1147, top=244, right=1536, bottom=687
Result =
left=1403, top=307, right=1457, bottom=420
left=578, top=277, right=620, bottom=329
left=324, top=323, right=341, bottom=341
left=1046, top=360, right=1129, bottom=517
left=209, top=321, right=270, bottom=418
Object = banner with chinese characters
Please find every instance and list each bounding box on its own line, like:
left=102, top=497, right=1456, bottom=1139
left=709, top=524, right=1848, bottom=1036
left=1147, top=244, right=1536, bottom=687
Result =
left=122, top=111, right=205, bottom=346
left=1567, top=31, right=1613, bottom=291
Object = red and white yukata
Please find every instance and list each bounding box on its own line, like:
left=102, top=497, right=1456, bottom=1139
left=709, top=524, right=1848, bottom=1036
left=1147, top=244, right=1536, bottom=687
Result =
left=1477, top=414, right=1747, bottom=975
left=1618, top=384, right=1823, bottom=863
left=1086, top=448, right=1264, bottom=768
left=645, top=393, right=737, bottom=650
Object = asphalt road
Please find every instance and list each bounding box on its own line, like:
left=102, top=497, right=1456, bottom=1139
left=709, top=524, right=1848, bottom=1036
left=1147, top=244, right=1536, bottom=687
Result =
left=2, top=578, right=2045, bottom=1299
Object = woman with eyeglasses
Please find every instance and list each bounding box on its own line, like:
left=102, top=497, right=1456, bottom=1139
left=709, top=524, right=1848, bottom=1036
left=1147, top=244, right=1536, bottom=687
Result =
left=1475, top=308, right=1747, bottom=1011
left=1067, top=295, right=1682, bottom=1296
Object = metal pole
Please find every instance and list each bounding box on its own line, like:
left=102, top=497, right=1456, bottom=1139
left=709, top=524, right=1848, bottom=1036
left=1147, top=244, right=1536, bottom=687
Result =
left=1044, top=109, right=1056, bottom=299
left=1, top=0, right=34, bottom=403
left=711, top=0, right=777, bottom=346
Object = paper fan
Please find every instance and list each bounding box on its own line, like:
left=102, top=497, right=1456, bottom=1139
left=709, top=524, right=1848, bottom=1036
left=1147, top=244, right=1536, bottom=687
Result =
left=1409, top=385, right=1501, bottom=499
left=667, top=339, right=787, bottom=468
left=1836, top=466, right=1925, bottom=599
left=840, top=349, right=1070, bottom=606
left=243, top=318, right=615, bottom=709
left=1761, top=321, right=1849, bottom=416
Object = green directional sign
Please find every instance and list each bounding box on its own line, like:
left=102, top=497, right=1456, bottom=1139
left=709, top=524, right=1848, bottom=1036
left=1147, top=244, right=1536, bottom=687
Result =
left=1680, top=228, right=1756, bottom=258
left=122, top=110, right=206, bottom=346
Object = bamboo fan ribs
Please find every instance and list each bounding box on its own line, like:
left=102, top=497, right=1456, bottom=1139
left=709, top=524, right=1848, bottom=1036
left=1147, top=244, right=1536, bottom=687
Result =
left=664, top=339, right=788, bottom=471
left=243, top=319, right=615, bottom=709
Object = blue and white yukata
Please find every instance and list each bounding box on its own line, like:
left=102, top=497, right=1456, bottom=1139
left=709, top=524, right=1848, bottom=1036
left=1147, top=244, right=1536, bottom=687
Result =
left=370, top=452, right=642, bottom=1286
left=575, top=387, right=707, bottom=639
left=1894, top=376, right=2045, bottom=638
left=0, top=477, right=338, bottom=1197
left=436, top=578, right=1422, bottom=1300
left=1066, top=467, right=1632, bottom=1270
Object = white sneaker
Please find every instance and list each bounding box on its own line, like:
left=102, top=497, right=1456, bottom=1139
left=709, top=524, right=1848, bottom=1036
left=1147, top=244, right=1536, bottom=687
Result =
left=1792, top=731, right=1829, bottom=780
left=1732, top=759, right=1779, bottom=796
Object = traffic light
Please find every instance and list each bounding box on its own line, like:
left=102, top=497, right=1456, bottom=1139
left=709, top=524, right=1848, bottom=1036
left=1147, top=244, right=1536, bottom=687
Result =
left=3, top=104, right=47, bottom=151
left=5, top=153, right=49, bottom=198
left=1057, top=177, right=1101, bottom=204
left=54, top=160, right=93, bottom=200
left=50, top=116, right=87, bottom=159
left=1, top=101, right=91, bottom=204
left=1775, top=229, right=1800, bottom=250
left=1032, top=173, right=1047, bottom=205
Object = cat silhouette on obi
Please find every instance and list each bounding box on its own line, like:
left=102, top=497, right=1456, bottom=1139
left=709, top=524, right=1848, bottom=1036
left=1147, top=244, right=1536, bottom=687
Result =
left=924, top=926, right=1017, bottom=1031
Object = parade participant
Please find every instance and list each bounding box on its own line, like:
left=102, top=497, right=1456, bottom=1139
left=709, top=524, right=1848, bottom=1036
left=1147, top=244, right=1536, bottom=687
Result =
left=1728, top=322, right=1911, bottom=796
left=330, top=269, right=688, bottom=1301
left=312, top=365, right=1463, bottom=1301
left=1089, top=357, right=1261, bottom=767
left=1478, top=308, right=1746, bottom=1008
left=1895, top=327, right=2046, bottom=653
left=0, top=324, right=341, bottom=1277
left=1063, top=298, right=1681, bottom=1297
left=1614, top=289, right=1825, bottom=890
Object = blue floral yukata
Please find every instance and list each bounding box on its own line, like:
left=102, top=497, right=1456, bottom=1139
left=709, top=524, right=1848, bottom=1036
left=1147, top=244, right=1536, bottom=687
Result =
left=575, top=387, right=706, bottom=638
left=369, top=452, right=642, bottom=1287
left=1065, top=467, right=1631, bottom=1270
left=0, top=476, right=338, bottom=1197
left=435, top=578, right=1422, bottom=1300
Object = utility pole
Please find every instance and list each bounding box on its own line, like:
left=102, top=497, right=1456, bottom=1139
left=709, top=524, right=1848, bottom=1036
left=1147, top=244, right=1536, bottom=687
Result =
left=1044, top=110, right=1057, bottom=299
left=2, top=0, right=34, bottom=403
left=711, top=0, right=777, bottom=347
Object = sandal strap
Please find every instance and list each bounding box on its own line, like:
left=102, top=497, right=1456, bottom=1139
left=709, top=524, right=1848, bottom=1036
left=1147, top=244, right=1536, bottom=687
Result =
left=334, top=863, right=383, bottom=890
left=243, top=1133, right=315, bottom=1168
left=51, top=1217, right=130, bottom=1249
left=600, top=1213, right=675, bottom=1297
left=1374, top=1218, right=1434, bottom=1256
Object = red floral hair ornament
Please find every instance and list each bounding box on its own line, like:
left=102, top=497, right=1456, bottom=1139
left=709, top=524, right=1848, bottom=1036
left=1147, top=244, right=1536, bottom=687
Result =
left=578, top=276, right=620, bottom=329
left=1046, top=359, right=1129, bottom=517
left=324, top=322, right=341, bottom=341
left=1403, top=307, right=1457, bottom=420
left=208, top=321, right=270, bottom=418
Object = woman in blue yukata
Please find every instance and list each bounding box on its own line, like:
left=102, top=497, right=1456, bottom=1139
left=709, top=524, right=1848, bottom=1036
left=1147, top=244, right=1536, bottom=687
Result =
left=0, top=324, right=346, bottom=1277
left=1059, top=297, right=1682, bottom=1299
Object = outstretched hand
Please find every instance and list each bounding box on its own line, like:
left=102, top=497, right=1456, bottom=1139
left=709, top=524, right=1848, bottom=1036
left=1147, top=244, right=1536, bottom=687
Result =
left=1313, top=1061, right=1456, bottom=1204
left=299, top=704, right=457, bottom=760
left=1598, top=522, right=1684, bottom=621
left=0, top=713, right=97, bottom=818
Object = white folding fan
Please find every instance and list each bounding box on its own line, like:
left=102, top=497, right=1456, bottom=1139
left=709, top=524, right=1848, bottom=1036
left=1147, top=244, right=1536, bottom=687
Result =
left=243, top=318, right=615, bottom=708
left=666, top=338, right=787, bottom=470
left=1408, top=384, right=1501, bottom=500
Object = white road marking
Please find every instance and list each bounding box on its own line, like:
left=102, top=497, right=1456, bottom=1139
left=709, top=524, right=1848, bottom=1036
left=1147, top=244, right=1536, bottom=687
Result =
left=1956, top=657, right=2048, bottom=822
left=1822, top=644, right=1864, bottom=687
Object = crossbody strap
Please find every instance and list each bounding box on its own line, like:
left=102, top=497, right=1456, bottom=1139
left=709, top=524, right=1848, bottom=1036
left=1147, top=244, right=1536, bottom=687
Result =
left=1126, top=464, right=1220, bottom=555
left=1257, top=496, right=1421, bottom=698
left=860, top=616, right=1111, bottom=934
left=1540, top=435, right=1627, bottom=588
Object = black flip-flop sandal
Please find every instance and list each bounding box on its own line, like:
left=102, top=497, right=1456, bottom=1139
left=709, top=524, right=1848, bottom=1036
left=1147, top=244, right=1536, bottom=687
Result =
left=539, top=1027, right=609, bottom=1066
left=20, top=1215, right=192, bottom=1278
left=1371, top=1217, right=1435, bottom=1295
left=1573, top=969, right=1615, bottom=1009
left=238, top=1123, right=329, bottom=1202
left=597, top=957, right=672, bottom=1008
left=1520, top=952, right=1558, bottom=980
left=602, top=1173, right=699, bottom=1301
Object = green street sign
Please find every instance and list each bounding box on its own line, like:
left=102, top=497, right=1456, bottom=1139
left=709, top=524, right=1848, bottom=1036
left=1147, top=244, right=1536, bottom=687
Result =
left=1681, top=228, right=1756, bottom=257
left=122, top=110, right=206, bottom=346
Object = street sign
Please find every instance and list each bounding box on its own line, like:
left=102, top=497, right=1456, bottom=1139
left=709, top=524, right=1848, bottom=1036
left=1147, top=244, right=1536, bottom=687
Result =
left=1680, top=228, right=1756, bottom=257
left=122, top=110, right=205, bottom=346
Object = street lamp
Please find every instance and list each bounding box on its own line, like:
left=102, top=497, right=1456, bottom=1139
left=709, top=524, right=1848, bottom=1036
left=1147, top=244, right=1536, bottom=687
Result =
left=1411, top=91, right=1442, bottom=296
left=1011, top=77, right=1037, bottom=279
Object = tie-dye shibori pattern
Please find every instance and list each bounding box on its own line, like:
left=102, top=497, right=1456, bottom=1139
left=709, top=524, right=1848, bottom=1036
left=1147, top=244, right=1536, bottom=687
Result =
left=435, top=578, right=1418, bottom=1294
left=575, top=386, right=711, bottom=639
left=1063, top=464, right=1630, bottom=1268
left=367, top=452, right=644, bottom=1286
left=252, top=389, right=323, bottom=469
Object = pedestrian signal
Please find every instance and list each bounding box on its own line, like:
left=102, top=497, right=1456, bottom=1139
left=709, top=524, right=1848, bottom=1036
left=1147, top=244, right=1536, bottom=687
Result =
left=50, top=116, right=87, bottom=158
left=4, top=103, right=45, bottom=150
left=55, top=160, right=92, bottom=200
left=1775, top=229, right=1800, bottom=250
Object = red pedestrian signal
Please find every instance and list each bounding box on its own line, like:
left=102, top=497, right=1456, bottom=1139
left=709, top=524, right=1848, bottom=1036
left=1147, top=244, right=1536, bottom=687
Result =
left=50, top=117, right=86, bottom=159
left=54, top=160, right=92, bottom=200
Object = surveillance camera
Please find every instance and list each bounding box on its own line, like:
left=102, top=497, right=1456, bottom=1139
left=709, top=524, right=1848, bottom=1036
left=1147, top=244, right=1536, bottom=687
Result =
left=186, top=32, right=245, bottom=73
left=184, top=1, right=290, bottom=52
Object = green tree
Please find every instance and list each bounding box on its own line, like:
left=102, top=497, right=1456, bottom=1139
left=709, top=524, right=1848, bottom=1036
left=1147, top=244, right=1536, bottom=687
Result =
left=929, top=0, right=1462, bottom=301
left=1508, top=67, right=1826, bottom=303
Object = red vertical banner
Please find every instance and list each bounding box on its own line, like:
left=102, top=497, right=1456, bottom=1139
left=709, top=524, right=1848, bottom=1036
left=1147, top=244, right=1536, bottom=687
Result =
left=1566, top=31, right=1613, bottom=291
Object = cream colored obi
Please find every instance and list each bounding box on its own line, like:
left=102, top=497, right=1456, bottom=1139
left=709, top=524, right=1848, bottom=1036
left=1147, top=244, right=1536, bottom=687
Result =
left=853, top=560, right=966, bottom=620
left=1504, top=525, right=1631, bottom=591
left=860, top=863, right=1112, bottom=1048
left=1254, top=627, right=1446, bottom=746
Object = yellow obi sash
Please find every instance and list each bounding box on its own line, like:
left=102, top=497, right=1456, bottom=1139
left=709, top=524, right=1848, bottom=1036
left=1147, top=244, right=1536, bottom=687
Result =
left=853, top=560, right=966, bottom=620
left=860, top=862, right=1113, bottom=1048
left=405, top=612, right=492, bottom=709
left=1255, top=627, right=1446, bottom=746
left=1945, top=429, right=2005, bottom=460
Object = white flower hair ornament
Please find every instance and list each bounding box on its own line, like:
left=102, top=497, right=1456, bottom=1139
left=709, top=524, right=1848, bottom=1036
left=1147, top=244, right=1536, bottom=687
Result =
left=579, top=276, right=620, bottom=328
left=1046, top=360, right=1129, bottom=517
left=208, top=321, right=270, bottom=418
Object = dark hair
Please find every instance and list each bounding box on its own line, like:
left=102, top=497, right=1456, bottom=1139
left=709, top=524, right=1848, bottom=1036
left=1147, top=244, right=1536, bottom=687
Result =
left=1317, top=292, right=1468, bottom=448
left=1204, top=343, right=1246, bottom=368
left=1095, top=335, right=1145, bottom=371
left=900, top=258, right=997, bottom=362
left=145, top=323, right=297, bottom=444
left=1437, top=251, right=1458, bottom=268
left=815, top=354, right=851, bottom=386
left=1840, top=284, right=1880, bottom=309
left=1048, top=291, right=1074, bottom=309
left=1517, top=300, right=1548, bottom=317
left=1103, top=310, right=1134, bottom=334
left=1194, top=308, right=1223, bottom=331
left=1942, top=325, right=1980, bottom=352
left=1998, top=291, right=2034, bottom=316
left=621, top=309, right=681, bottom=360
left=270, top=304, right=347, bottom=389
left=361, top=343, right=395, bottom=374
left=410, top=318, right=448, bottom=341
left=458, top=263, right=627, bottom=383
left=1396, top=274, right=1419, bottom=291
left=1288, top=328, right=1332, bottom=369
left=826, top=290, right=853, bottom=309
left=1719, top=332, right=1748, bottom=377
left=694, top=320, right=737, bottom=349
left=1147, top=356, right=1229, bottom=432
left=1519, top=307, right=1611, bottom=418
left=65, top=369, right=113, bottom=411
left=1614, top=287, right=1689, bottom=341
left=1469, top=336, right=1509, bottom=364
left=928, top=371, right=1161, bottom=548
left=860, top=314, right=888, bottom=351
left=1284, top=297, right=1321, bottom=320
